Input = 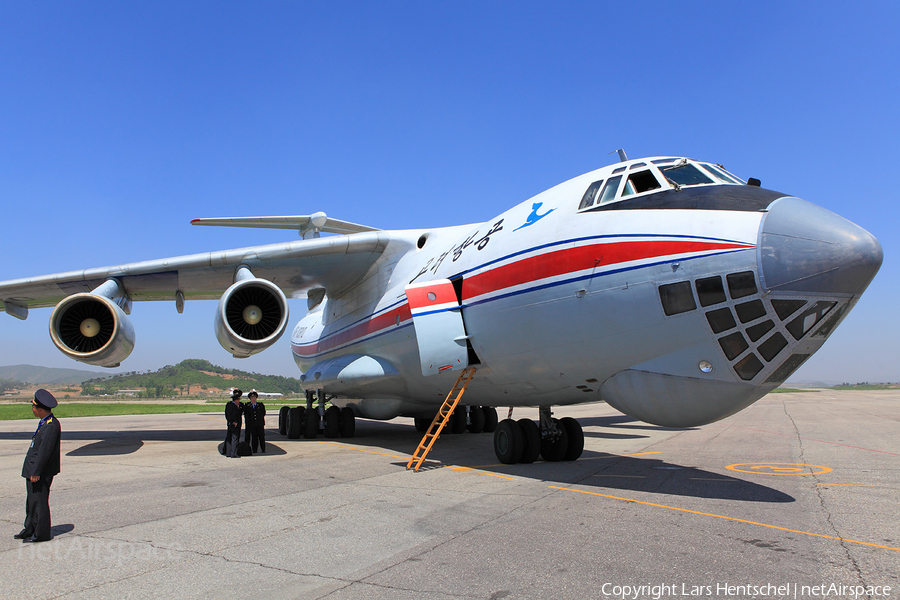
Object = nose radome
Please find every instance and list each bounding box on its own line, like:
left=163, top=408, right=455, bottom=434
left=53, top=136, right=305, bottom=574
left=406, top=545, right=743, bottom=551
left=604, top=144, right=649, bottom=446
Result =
left=759, top=197, right=883, bottom=295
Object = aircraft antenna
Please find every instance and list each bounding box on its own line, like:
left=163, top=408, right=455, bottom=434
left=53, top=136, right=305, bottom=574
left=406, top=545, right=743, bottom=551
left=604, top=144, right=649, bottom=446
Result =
left=608, top=149, right=628, bottom=162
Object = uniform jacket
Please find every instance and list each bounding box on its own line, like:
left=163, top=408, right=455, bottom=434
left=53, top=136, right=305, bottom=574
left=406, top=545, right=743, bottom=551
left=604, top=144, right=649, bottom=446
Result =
left=225, top=401, right=243, bottom=433
left=22, top=414, right=61, bottom=479
left=243, top=401, right=266, bottom=428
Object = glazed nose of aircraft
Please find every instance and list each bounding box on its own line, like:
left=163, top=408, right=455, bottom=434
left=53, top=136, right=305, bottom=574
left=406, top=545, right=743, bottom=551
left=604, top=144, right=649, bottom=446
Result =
left=758, top=197, right=883, bottom=295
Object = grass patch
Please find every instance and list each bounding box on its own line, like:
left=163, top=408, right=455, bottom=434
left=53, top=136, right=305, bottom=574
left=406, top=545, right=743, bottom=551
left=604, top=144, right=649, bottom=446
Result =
left=0, top=404, right=221, bottom=421
left=831, top=384, right=898, bottom=390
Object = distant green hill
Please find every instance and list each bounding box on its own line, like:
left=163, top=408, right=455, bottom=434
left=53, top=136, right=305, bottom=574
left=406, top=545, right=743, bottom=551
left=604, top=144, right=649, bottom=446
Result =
left=0, top=364, right=103, bottom=385
left=80, top=358, right=303, bottom=396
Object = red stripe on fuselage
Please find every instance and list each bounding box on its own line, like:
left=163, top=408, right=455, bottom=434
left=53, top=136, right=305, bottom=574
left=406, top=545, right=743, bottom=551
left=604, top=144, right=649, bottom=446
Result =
left=293, top=239, right=751, bottom=358
left=293, top=303, right=413, bottom=358
left=463, top=239, right=749, bottom=300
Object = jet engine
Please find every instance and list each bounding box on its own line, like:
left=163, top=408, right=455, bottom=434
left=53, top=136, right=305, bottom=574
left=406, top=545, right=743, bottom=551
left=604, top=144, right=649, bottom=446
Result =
left=215, top=274, right=289, bottom=358
left=49, top=282, right=135, bottom=368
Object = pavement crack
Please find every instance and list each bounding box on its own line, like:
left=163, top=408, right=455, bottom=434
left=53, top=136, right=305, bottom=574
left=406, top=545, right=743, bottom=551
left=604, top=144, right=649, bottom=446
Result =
left=783, top=402, right=870, bottom=589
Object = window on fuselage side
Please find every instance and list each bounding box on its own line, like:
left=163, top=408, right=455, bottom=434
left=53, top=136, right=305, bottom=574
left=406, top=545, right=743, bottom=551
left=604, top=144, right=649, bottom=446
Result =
left=579, top=180, right=604, bottom=210
left=658, top=281, right=697, bottom=316
left=621, top=169, right=662, bottom=197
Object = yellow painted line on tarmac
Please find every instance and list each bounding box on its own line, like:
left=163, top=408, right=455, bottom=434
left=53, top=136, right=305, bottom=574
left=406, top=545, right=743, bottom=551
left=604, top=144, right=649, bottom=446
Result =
left=468, top=451, right=662, bottom=470
left=816, top=483, right=874, bottom=487
left=316, top=442, right=514, bottom=479
left=549, top=486, right=900, bottom=553
left=317, top=441, right=408, bottom=461
left=445, top=466, right=516, bottom=480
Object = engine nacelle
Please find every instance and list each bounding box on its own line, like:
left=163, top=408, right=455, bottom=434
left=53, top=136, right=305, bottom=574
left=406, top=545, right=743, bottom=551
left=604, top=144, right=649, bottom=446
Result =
left=49, top=294, right=135, bottom=368
left=215, top=278, right=289, bottom=358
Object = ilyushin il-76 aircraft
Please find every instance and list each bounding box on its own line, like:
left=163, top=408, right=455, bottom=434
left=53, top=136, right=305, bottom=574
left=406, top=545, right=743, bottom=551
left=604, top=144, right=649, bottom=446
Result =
left=0, top=154, right=882, bottom=465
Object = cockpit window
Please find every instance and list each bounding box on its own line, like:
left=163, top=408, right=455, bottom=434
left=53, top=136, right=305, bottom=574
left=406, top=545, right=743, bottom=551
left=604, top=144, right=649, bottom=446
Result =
left=598, top=175, right=623, bottom=204
left=700, top=163, right=745, bottom=184
left=659, top=162, right=715, bottom=187
left=578, top=180, right=604, bottom=209
left=621, top=170, right=662, bottom=197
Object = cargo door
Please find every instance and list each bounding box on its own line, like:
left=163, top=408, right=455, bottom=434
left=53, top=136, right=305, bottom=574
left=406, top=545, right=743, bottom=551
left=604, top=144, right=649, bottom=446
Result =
left=405, top=279, right=469, bottom=376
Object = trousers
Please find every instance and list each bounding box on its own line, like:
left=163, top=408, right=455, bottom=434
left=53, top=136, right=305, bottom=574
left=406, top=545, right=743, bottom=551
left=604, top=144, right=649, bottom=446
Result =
left=244, top=425, right=266, bottom=452
left=24, top=475, right=54, bottom=541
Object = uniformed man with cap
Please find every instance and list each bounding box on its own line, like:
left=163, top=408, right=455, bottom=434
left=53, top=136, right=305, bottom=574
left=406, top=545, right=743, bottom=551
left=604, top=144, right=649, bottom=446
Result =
left=224, top=389, right=243, bottom=458
left=243, top=390, right=266, bottom=453
left=15, top=389, right=61, bottom=543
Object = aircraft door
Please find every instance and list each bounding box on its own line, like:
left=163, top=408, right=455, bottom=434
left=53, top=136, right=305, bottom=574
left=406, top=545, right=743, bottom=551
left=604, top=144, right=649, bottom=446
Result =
left=405, top=279, right=469, bottom=376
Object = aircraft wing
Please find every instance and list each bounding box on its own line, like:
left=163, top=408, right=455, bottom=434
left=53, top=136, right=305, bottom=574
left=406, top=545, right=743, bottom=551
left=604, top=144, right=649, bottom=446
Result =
left=0, top=230, right=390, bottom=314
left=190, top=213, right=380, bottom=236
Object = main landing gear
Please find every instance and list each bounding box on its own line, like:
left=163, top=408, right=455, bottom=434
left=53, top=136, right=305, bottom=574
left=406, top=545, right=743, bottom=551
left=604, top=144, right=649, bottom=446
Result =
left=413, top=405, right=499, bottom=435
left=278, top=390, right=356, bottom=441
left=493, top=406, right=584, bottom=464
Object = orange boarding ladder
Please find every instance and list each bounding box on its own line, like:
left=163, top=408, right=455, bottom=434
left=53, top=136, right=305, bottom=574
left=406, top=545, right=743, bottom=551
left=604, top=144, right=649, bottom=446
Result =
left=406, top=367, right=476, bottom=472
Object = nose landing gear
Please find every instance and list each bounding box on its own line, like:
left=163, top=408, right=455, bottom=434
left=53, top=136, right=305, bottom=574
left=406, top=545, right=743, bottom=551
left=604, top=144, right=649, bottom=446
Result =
left=493, top=406, right=584, bottom=464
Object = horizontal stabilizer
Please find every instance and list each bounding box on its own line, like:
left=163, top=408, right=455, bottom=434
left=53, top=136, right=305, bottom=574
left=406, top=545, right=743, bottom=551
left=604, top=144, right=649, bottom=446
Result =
left=191, top=212, right=380, bottom=236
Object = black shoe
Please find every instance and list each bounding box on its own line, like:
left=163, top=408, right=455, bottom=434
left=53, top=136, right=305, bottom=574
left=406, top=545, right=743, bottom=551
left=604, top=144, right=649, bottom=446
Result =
left=23, top=536, right=50, bottom=543
left=14, top=530, right=31, bottom=540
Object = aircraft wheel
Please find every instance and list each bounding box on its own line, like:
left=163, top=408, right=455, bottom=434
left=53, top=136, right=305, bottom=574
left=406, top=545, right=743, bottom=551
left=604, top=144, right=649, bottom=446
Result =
left=340, top=407, right=356, bottom=438
left=302, top=410, right=319, bottom=439
left=560, top=417, right=584, bottom=461
left=494, top=419, right=524, bottom=464
left=287, top=407, right=303, bottom=439
left=324, top=406, right=341, bottom=438
left=482, top=407, right=498, bottom=433
left=540, top=418, right=569, bottom=462
left=468, top=407, right=485, bottom=433
left=278, top=406, right=289, bottom=435
left=414, top=417, right=431, bottom=432
left=517, top=418, right=541, bottom=464
left=450, top=407, right=467, bottom=434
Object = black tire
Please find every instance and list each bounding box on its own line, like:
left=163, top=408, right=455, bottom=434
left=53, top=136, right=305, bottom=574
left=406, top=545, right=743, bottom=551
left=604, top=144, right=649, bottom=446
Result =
left=540, top=418, right=569, bottom=462
left=278, top=406, right=290, bottom=436
left=324, top=406, right=341, bottom=438
left=414, top=417, right=431, bottom=432
left=493, top=419, right=524, bottom=464
left=468, top=407, right=486, bottom=433
left=450, top=406, right=467, bottom=434
left=340, top=407, right=356, bottom=438
left=303, top=409, right=319, bottom=439
left=560, top=417, right=584, bottom=461
left=287, top=407, right=303, bottom=439
left=517, top=418, right=541, bottom=464
left=482, top=407, right=499, bottom=433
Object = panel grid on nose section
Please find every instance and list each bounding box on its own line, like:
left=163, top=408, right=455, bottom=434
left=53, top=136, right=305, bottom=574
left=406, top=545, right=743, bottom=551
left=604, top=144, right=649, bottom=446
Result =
left=696, top=271, right=838, bottom=382
left=659, top=270, right=844, bottom=383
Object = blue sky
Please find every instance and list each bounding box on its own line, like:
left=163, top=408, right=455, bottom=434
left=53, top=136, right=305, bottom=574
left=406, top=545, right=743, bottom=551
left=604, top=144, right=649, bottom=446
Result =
left=1, top=1, right=897, bottom=383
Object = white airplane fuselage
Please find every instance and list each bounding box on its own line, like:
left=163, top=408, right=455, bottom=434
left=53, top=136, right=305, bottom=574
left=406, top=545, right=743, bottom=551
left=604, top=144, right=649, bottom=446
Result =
left=290, top=157, right=882, bottom=427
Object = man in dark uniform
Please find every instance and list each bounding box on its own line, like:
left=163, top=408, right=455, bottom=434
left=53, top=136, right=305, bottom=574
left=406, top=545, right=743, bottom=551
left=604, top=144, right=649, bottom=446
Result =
left=16, top=389, right=61, bottom=543
left=224, top=389, right=243, bottom=458
left=243, top=390, right=266, bottom=453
